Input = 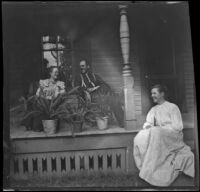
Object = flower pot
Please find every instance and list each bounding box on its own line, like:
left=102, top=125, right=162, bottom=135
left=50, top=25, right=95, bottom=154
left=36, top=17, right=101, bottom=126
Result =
left=42, top=119, right=58, bottom=134
left=59, top=119, right=72, bottom=132
left=96, top=116, right=108, bottom=130
left=72, top=121, right=83, bottom=133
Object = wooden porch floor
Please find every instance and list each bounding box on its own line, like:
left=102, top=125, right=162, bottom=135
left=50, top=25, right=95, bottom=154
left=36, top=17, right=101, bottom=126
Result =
left=10, top=112, right=195, bottom=139
left=10, top=114, right=195, bottom=152
left=9, top=107, right=142, bottom=139
left=10, top=124, right=140, bottom=139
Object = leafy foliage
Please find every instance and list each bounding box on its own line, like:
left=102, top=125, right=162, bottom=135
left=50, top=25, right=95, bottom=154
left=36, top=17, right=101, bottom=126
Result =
left=86, top=92, right=112, bottom=120
left=21, top=87, right=82, bottom=123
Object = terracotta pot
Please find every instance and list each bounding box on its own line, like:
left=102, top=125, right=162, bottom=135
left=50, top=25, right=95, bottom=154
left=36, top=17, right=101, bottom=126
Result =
left=96, top=116, right=108, bottom=130
left=42, top=119, right=58, bottom=134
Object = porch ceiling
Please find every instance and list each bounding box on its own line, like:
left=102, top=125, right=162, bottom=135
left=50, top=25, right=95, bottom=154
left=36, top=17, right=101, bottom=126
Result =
left=3, top=2, right=118, bottom=43
left=3, top=2, right=189, bottom=44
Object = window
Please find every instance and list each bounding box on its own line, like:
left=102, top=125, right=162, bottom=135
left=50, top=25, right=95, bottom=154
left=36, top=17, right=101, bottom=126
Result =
left=42, top=35, right=73, bottom=85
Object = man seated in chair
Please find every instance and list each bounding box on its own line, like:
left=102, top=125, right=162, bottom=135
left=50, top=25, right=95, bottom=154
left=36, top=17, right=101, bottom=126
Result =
left=74, top=59, right=124, bottom=127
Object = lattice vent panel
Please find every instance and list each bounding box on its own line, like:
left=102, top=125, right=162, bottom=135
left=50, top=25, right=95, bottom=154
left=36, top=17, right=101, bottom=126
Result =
left=10, top=148, right=126, bottom=179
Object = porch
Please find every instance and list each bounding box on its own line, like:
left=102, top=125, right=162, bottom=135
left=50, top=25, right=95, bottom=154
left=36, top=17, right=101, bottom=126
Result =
left=3, top=1, right=198, bottom=189
left=9, top=113, right=195, bottom=182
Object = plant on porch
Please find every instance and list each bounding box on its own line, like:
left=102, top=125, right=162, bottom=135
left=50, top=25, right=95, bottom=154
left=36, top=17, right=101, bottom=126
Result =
left=21, top=94, right=71, bottom=134
left=20, top=87, right=81, bottom=134
left=84, top=93, right=113, bottom=130
left=68, top=104, right=86, bottom=134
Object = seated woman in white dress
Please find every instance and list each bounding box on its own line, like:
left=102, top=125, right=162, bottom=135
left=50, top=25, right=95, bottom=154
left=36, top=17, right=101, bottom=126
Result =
left=36, top=66, right=65, bottom=100
left=133, top=84, right=194, bottom=186
left=21, top=66, right=65, bottom=131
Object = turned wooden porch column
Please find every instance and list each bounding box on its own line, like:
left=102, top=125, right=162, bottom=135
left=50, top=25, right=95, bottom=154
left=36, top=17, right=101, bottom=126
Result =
left=119, top=5, right=137, bottom=129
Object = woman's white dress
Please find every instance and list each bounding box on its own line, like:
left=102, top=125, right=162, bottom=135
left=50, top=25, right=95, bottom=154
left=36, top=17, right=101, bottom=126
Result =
left=133, top=101, right=194, bottom=186
left=36, top=79, right=65, bottom=100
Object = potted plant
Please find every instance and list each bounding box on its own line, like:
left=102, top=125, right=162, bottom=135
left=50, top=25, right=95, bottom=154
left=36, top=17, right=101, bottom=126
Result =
left=57, top=86, right=84, bottom=131
left=21, top=94, right=71, bottom=134
left=84, top=107, right=109, bottom=130
left=95, top=114, right=109, bottom=130
left=66, top=96, right=87, bottom=135
left=86, top=93, right=112, bottom=130
left=20, top=95, right=44, bottom=131
left=70, top=107, right=85, bottom=134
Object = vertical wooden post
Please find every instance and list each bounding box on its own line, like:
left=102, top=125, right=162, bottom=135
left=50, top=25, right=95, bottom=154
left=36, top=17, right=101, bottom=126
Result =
left=3, top=42, right=10, bottom=187
left=71, top=39, right=75, bottom=88
left=119, top=5, right=137, bottom=129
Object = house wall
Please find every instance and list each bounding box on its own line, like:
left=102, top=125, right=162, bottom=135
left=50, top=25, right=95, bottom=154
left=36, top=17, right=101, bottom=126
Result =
left=8, top=45, right=25, bottom=105
left=168, top=3, right=195, bottom=115
left=74, top=10, right=142, bottom=116
left=4, top=3, right=194, bottom=119
left=3, top=9, right=42, bottom=106
left=6, top=43, right=42, bottom=106
left=180, top=4, right=195, bottom=114
left=182, top=37, right=195, bottom=114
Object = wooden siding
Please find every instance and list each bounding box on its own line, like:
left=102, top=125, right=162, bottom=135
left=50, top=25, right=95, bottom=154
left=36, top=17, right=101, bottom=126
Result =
left=8, top=42, right=42, bottom=105
left=72, top=10, right=143, bottom=117
left=132, top=63, right=142, bottom=116
left=91, top=49, right=142, bottom=116
left=8, top=45, right=26, bottom=104
left=183, top=48, right=195, bottom=113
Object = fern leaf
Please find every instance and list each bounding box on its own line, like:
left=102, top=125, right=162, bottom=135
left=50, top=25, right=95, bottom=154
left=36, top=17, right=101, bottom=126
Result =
left=21, top=111, right=43, bottom=122
left=67, top=86, right=79, bottom=95
left=35, top=97, right=49, bottom=117
left=51, top=94, right=64, bottom=110
left=51, top=110, right=70, bottom=119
